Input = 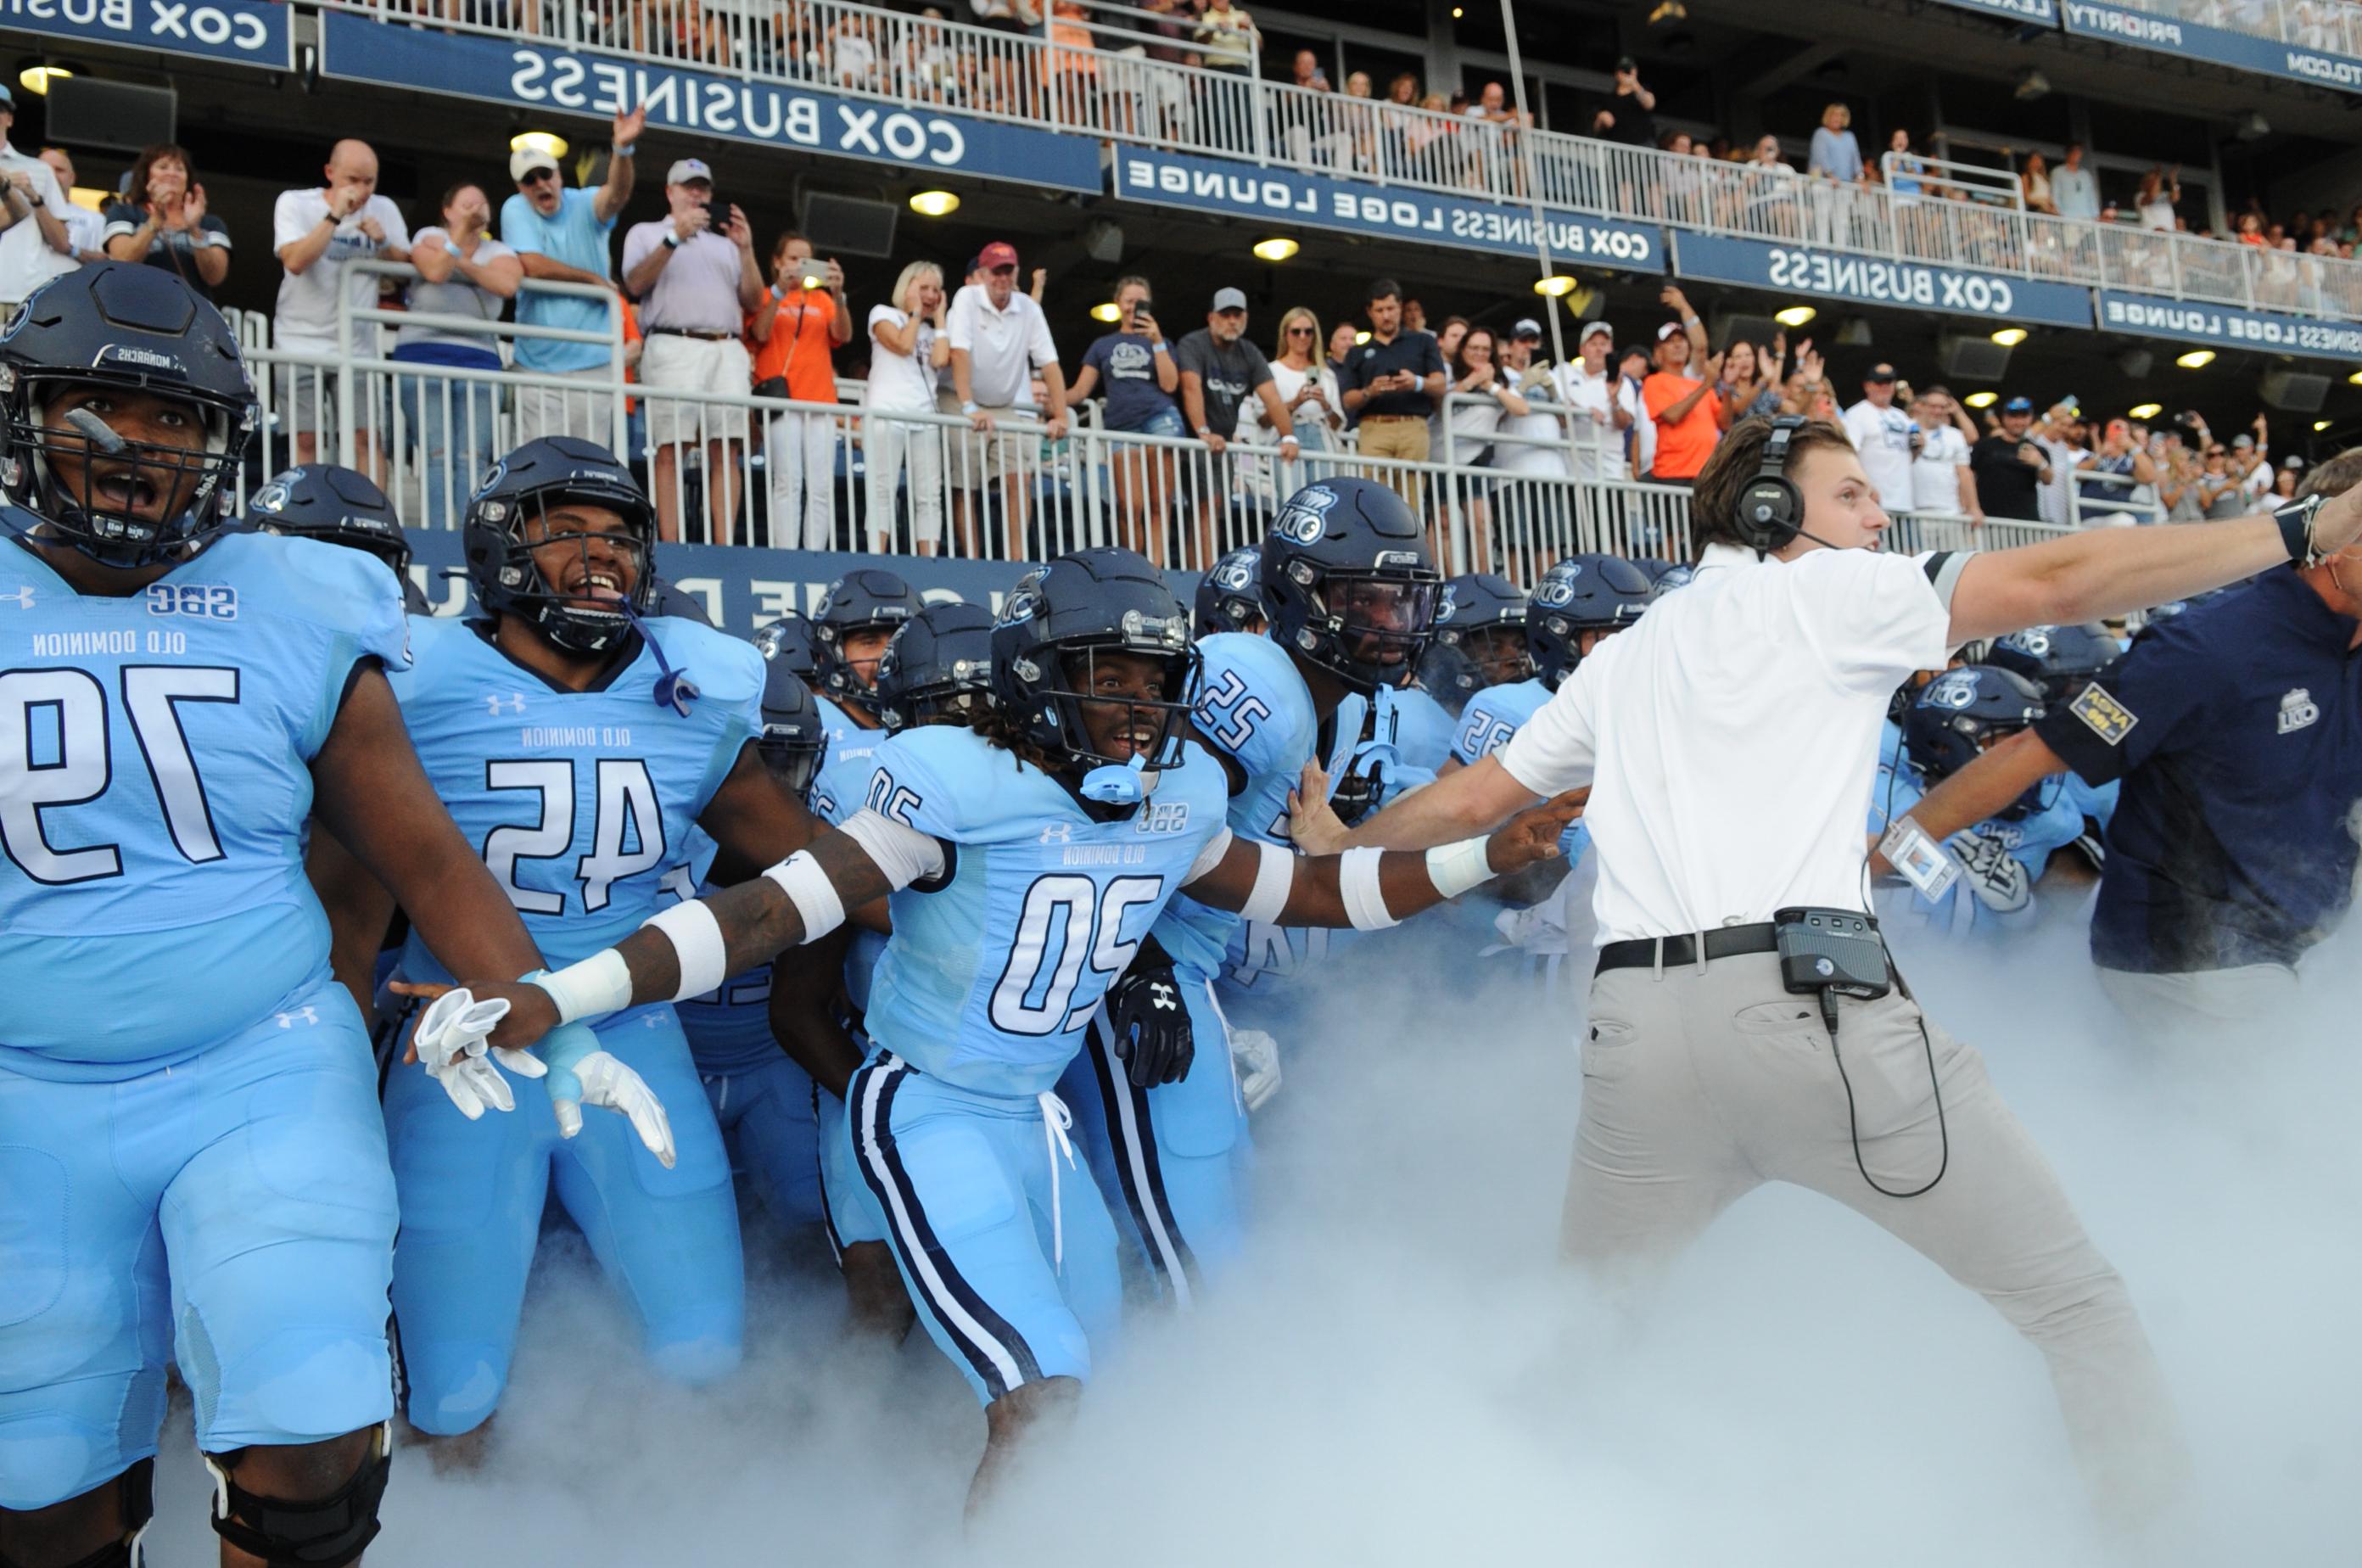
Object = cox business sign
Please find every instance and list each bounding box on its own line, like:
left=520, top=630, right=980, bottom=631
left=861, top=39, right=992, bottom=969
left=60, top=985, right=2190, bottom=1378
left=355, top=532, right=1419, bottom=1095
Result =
left=316, top=14, right=1100, bottom=193
left=1671, top=232, right=2093, bottom=328
left=0, top=0, right=290, bottom=69
left=2096, top=291, right=2362, bottom=361
left=2063, top=2, right=2362, bottom=95
left=1111, top=148, right=1664, bottom=272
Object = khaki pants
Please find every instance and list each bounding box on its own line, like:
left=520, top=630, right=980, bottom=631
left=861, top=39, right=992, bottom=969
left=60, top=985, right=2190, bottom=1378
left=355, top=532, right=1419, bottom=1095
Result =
left=1570, top=951, right=2190, bottom=1529
left=1356, top=416, right=1430, bottom=464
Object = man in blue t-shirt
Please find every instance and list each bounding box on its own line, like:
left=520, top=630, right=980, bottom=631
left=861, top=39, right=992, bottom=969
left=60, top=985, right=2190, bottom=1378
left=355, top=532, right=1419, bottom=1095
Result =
left=499, top=104, right=643, bottom=445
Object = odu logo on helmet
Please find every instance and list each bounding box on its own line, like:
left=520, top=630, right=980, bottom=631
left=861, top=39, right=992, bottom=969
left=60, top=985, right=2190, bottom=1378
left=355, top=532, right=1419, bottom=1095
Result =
left=1272, top=486, right=1339, bottom=545
left=1214, top=556, right=1255, bottom=591
left=1434, top=585, right=1458, bottom=623
left=1926, top=670, right=1980, bottom=709
left=1999, top=628, right=2051, bottom=658
left=996, top=581, right=1042, bottom=628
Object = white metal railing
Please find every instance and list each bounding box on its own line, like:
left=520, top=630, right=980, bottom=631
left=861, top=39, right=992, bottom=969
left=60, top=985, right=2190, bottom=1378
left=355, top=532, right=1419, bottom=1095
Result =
left=315, top=0, right=2362, bottom=323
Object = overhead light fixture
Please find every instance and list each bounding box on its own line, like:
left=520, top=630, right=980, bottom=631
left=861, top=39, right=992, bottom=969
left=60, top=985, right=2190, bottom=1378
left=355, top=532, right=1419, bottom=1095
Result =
left=510, top=131, right=570, bottom=160
left=1355, top=330, right=1372, bottom=344
left=2128, top=402, right=2162, bottom=419
left=1251, top=237, right=1299, bottom=262
left=1773, top=305, right=1816, bottom=327
left=1089, top=302, right=1122, bottom=323
left=1964, top=391, right=1998, bottom=409
left=2175, top=349, right=2216, bottom=368
left=17, top=64, right=73, bottom=96
left=908, top=190, right=960, bottom=217
left=1452, top=3, right=1464, bottom=14
left=2348, top=370, right=2362, bottom=385
left=2015, top=68, right=2050, bottom=102
left=1533, top=274, right=1577, bottom=297
left=2315, top=419, right=2332, bottom=432
left=1990, top=328, right=2028, bottom=347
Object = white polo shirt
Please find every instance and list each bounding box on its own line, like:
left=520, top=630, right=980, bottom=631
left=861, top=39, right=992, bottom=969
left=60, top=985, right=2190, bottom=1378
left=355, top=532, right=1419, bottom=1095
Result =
left=0, top=143, right=76, bottom=305
left=1497, top=541, right=1967, bottom=943
left=945, top=283, right=1057, bottom=409
left=1841, top=395, right=1917, bottom=513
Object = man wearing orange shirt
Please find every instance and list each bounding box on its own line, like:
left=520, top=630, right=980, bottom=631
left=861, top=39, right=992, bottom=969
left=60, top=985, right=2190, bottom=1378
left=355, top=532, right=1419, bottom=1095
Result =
left=1640, top=283, right=1723, bottom=486
left=749, top=230, right=852, bottom=549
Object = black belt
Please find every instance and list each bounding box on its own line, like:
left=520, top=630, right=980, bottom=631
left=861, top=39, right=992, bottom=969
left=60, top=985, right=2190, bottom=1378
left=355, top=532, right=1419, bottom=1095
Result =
left=1596, top=922, right=1780, bottom=974
left=647, top=327, right=735, bottom=341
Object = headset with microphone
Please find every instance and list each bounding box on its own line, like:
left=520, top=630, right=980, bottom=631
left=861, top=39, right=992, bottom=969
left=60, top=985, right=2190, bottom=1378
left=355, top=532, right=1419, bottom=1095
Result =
left=1733, top=414, right=1859, bottom=558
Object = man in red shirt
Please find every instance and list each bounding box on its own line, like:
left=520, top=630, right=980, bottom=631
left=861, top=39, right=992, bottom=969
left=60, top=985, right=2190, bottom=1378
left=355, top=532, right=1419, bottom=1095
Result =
left=1640, top=283, right=1723, bottom=485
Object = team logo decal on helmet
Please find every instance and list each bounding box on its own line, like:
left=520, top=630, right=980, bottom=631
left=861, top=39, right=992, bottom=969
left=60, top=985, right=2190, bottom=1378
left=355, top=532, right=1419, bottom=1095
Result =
left=1924, top=669, right=1981, bottom=709
left=1526, top=553, right=1654, bottom=692
left=1271, top=484, right=1339, bottom=545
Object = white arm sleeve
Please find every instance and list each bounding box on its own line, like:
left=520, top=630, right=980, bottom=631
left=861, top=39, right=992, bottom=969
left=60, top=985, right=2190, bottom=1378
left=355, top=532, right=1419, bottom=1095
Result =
left=835, top=809, right=949, bottom=888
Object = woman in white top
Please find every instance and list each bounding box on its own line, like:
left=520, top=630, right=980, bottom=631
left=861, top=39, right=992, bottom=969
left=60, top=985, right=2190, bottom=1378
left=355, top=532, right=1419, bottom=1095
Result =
left=1238, top=305, right=1343, bottom=505
left=1444, top=327, right=1526, bottom=574
left=2135, top=165, right=2180, bottom=232
left=865, top=260, right=951, bottom=554
left=394, top=182, right=521, bottom=530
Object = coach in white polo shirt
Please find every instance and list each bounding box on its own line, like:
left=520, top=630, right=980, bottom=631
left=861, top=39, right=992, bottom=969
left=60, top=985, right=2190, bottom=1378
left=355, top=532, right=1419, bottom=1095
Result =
left=1335, top=412, right=2362, bottom=1530
left=621, top=158, right=763, bottom=542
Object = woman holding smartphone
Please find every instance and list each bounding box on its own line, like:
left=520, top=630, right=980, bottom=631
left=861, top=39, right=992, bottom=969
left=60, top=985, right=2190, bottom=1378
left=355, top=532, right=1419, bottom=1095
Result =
left=864, top=260, right=951, bottom=554
left=1067, top=273, right=1182, bottom=564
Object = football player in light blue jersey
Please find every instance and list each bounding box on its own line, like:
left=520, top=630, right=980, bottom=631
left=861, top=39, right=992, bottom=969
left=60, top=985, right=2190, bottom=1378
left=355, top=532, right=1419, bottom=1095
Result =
left=1881, top=665, right=2085, bottom=937
left=247, top=462, right=428, bottom=615
left=1192, top=542, right=1264, bottom=637
left=1447, top=554, right=1653, bottom=775
left=0, top=266, right=579, bottom=1568
left=1094, top=479, right=1438, bottom=1302
left=809, top=564, right=922, bottom=751
left=442, top=546, right=1579, bottom=1512
left=1988, top=621, right=2122, bottom=847
left=338, top=438, right=823, bottom=1446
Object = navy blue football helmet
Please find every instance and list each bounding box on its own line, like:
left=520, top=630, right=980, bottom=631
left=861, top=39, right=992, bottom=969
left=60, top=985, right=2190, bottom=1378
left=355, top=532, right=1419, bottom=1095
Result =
left=875, top=601, right=996, bottom=732
left=1528, top=553, right=1654, bottom=691
left=754, top=658, right=830, bottom=801
left=1432, top=573, right=1532, bottom=690
left=247, top=462, right=423, bottom=613
left=464, top=437, right=656, bottom=655
left=648, top=577, right=714, bottom=625
left=1986, top=623, right=2117, bottom=703
left=1261, top=476, right=1440, bottom=692
left=0, top=261, right=255, bottom=568
left=814, top=566, right=923, bottom=711
left=1195, top=544, right=1265, bottom=636
left=1413, top=639, right=1484, bottom=713
left=753, top=610, right=821, bottom=680
left=991, top=547, right=1201, bottom=781
left=1906, top=664, right=2046, bottom=816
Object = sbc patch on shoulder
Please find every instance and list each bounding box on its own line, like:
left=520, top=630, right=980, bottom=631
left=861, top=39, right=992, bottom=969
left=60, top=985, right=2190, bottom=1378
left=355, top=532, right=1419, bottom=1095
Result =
left=2068, top=684, right=2139, bottom=747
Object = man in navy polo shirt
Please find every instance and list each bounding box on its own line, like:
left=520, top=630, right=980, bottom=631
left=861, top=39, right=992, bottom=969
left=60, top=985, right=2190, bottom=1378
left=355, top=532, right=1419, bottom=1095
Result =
left=1897, top=450, right=2362, bottom=1030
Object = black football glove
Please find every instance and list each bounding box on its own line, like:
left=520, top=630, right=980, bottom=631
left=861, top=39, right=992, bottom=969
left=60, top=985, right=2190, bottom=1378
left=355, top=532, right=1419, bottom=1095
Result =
left=1106, top=959, right=1194, bottom=1088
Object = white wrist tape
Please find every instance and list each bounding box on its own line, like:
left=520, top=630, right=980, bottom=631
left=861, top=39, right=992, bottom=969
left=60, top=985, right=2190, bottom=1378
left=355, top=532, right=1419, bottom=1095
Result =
left=1338, top=846, right=1398, bottom=931
left=530, top=950, right=634, bottom=1027
left=1239, top=838, right=1295, bottom=924
left=641, top=899, right=730, bottom=1002
left=1425, top=837, right=1495, bottom=900
left=764, top=850, right=846, bottom=943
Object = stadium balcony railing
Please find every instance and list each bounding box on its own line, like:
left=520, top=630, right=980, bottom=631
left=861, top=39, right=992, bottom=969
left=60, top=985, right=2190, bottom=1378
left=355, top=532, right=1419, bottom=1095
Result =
left=320, top=0, right=2362, bottom=323
left=225, top=266, right=2092, bottom=587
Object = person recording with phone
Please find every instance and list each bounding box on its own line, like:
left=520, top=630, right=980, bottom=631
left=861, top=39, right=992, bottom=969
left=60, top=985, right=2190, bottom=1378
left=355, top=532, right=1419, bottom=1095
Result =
left=621, top=157, right=764, bottom=543
left=751, top=230, right=852, bottom=551
left=1068, top=273, right=1183, bottom=564
left=1316, top=412, right=2362, bottom=1534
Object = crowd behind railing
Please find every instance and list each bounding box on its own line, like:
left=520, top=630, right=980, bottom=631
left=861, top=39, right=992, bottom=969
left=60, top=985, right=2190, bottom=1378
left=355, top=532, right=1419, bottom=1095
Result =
left=305, top=0, right=2362, bottom=322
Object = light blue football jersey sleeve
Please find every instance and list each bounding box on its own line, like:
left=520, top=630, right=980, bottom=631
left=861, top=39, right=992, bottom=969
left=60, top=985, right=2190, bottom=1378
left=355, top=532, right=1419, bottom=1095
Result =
left=1385, top=684, right=1458, bottom=777
left=395, top=616, right=762, bottom=986
left=859, top=727, right=1229, bottom=1098
left=1451, top=678, right=1548, bottom=766
left=1190, top=633, right=1319, bottom=835
left=0, top=533, right=409, bottom=1079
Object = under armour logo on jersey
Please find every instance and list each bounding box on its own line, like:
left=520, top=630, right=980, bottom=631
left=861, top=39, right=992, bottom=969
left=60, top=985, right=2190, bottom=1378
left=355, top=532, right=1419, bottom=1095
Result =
left=1148, top=981, right=1178, bottom=1011
left=485, top=692, right=528, bottom=716
left=1038, top=821, right=1073, bottom=845
left=276, top=1007, right=320, bottom=1028
left=2277, top=687, right=2320, bottom=735
left=0, top=585, right=31, bottom=608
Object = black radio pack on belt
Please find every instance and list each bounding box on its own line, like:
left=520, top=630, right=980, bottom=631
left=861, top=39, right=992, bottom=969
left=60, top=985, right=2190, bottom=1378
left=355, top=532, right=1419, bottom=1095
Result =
left=1773, top=907, right=1891, bottom=1002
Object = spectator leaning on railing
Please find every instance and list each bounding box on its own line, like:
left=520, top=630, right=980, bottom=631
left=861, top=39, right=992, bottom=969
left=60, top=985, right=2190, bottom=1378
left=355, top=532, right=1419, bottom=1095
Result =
left=396, top=181, right=521, bottom=531
left=272, top=138, right=411, bottom=473
left=864, top=260, right=950, bottom=557
left=1177, top=285, right=1296, bottom=555
left=750, top=231, right=853, bottom=552
left=1592, top=57, right=1656, bottom=149
left=103, top=143, right=230, bottom=299
left=2051, top=143, right=2100, bottom=223
left=1340, top=277, right=1444, bottom=468
left=620, top=157, right=764, bottom=545
left=1195, top=0, right=1258, bottom=74
left=0, top=83, right=77, bottom=312
left=501, top=104, right=643, bottom=445
left=948, top=239, right=1067, bottom=548
left=34, top=149, right=105, bottom=263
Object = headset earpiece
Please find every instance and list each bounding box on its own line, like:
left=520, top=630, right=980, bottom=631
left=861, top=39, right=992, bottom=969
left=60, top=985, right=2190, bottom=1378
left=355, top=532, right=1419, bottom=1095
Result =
left=1734, top=415, right=1806, bottom=553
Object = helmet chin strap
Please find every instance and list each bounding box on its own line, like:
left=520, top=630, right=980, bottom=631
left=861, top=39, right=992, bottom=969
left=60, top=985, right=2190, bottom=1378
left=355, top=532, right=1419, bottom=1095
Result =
left=615, top=596, right=700, bottom=716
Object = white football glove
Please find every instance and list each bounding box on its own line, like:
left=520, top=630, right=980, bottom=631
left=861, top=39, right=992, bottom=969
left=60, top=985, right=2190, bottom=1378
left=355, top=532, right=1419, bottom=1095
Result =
left=1229, top=1028, right=1282, bottom=1114
left=540, top=1020, right=677, bottom=1169
left=1948, top=830, right=2032, bottom=916
left=412, top=989, right=519, bottom=1119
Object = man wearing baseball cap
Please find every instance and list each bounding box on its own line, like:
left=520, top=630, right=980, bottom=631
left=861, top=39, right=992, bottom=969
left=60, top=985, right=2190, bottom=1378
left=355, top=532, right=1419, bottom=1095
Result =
left=1840, top=361, right=1918, bottom=516
left=1639, top=283, right=1718, bottom=484
left=1552, top=317, right=1631, bottom=482
left=621, top=155, right=764, bottom=541
left=1495, top=318, right=1570, bottom=482
left=946, top=239, right=1067, bottom=555
left=1177, top=285, right=1297, bottom=562
left=500, top=104, right=646, bottom=445
left=1969, top=394, right=2055, bottom=522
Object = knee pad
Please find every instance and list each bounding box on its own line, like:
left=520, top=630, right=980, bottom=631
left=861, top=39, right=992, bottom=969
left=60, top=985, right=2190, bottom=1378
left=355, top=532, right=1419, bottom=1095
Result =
left=203, top=1425, right=390, bottom=1568
left=0, top=1459, right=154, bottom=1568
